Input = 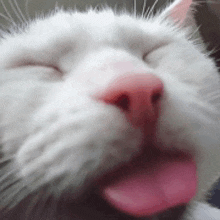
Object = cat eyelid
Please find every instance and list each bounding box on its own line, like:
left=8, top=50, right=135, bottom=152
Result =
left=142, top=43, right=167, bottom=60
left=12, top=61, right=62, bottom=74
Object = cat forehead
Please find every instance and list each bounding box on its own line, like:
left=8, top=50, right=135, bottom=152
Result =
left=19, top=9, right=182, bottom=47
left=33, top=10, right=158, bottom=35
left=0, top=9, right=187, bottom=69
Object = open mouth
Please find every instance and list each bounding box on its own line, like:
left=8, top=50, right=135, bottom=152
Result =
left=3, top=144, right=196, bottom=220
left=97, top=146, right=197, bottom=218
left=70, top=191, right=187, bottom=220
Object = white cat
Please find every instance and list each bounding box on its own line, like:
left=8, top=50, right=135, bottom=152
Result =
left=0, top=0, right=220, bottom=219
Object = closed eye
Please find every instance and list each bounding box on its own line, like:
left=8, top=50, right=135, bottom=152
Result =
left=11, top=60, right=62, bottom=75
left=143, top=43, right=168, bottom=65
left=21, top=62, right=61, bottom=73
left=7, top=63, right=63, bottom=82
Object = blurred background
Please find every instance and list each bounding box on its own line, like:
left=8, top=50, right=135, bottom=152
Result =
left=0, top=0, right=219, bottom=208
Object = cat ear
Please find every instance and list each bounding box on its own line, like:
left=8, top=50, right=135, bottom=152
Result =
left=160, top=0, right=194, bottom=25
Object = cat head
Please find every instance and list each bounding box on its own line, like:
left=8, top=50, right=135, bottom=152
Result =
left=0, top=0, right=220, bottom=219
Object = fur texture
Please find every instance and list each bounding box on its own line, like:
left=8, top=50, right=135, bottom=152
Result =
left=0, top=0, right=220, bottom=219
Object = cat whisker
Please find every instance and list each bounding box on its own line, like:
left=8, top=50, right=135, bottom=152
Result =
left=187, top=25, right=201, bottom=40
left=146, top=0, right=159, bottom=19
left=54, top=1, right=61, bottom=12
left=29, top=189, right=57, bottom=220
left=201, top=41, right=220, bottom=57
left=0, top=156, right=13, bottom=167
left=141, top=0, right=147, bottom=18
left=0, top=0, right=16, bottom=26
left=93, top=3, right=104, bottom=12
left=207, top=47, right=220, bottom=57
left=144, top=7, right=150, bottom=19
left=0, top=169, right=16, bottom=182
left=1, top=179, right=21, bottom=199
left=214, top=58, right=220, bottom=63
left=133, top=0, right=137, bottom=17
left=8, top=0, right=25, bottom=24
left=191, top=39, right=203, bottom=49
left=0, top=177, right=20, bottom=193
left=24, top=190, right=47, bottom=220
left=12, top=0, right=28, bottom=23
left=113, top=3, right=119, bottom=15
left=2, top=184, right=28, bottom=210
left=25, top=0, right=31, bottom=20
left=0, top=12, right=14, bottom=24
left=0, top=169, right=27, bottom=209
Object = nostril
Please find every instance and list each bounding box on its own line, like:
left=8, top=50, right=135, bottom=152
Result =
left=114, top=93, right=130, bottom=112
left=151, top=92, right=162, bottom=105
left=95, top=73, right=164, bottom=128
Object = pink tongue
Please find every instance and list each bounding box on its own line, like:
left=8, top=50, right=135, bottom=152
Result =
left=101, top=156, right=197, bottom=217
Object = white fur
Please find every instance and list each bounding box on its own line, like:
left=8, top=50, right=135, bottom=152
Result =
left=0, top=1, right=220, bottom=220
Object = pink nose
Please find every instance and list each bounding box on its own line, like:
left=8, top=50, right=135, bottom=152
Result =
left=97, top=74, right=164, bottom=129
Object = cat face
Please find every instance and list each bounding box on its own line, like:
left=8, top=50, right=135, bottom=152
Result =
left=0, top=0, right=220, bottom=219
